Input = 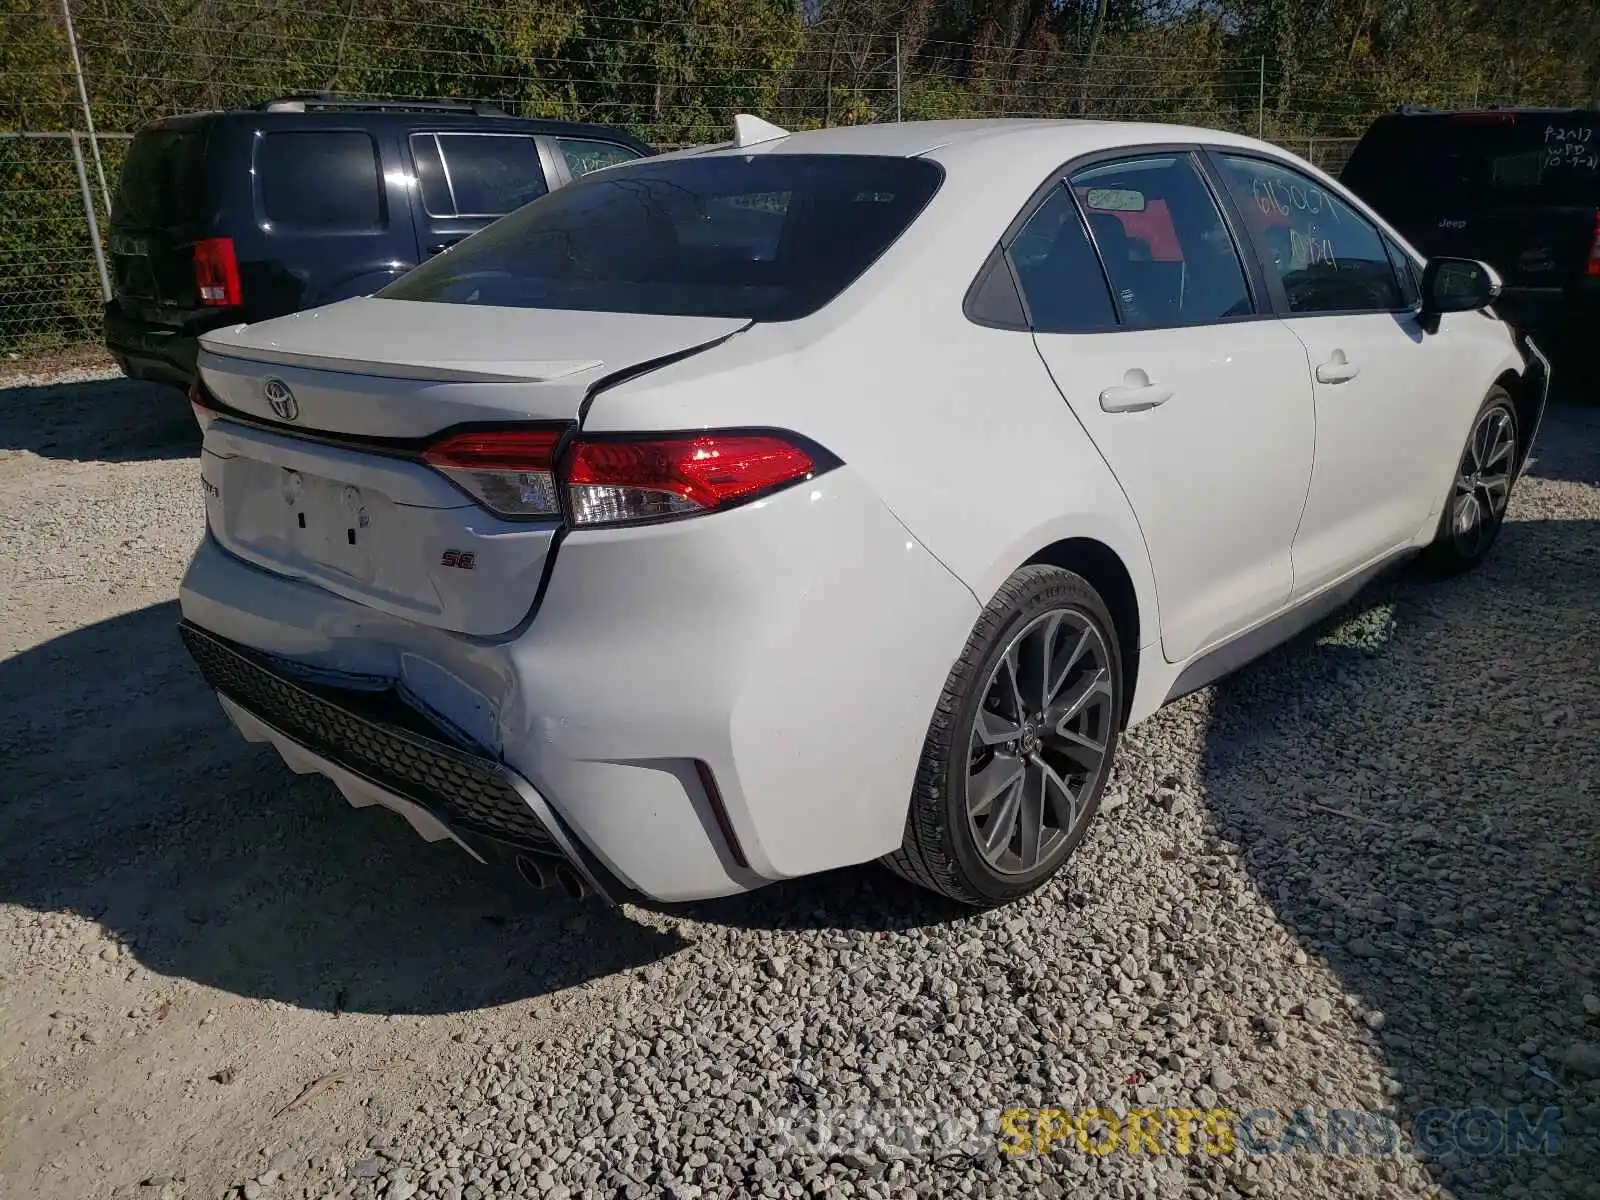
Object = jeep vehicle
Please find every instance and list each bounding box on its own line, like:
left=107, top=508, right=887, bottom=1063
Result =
left=104, top=95, right=652, bottom=389
left=1341, top=106, right=1600, bottom=362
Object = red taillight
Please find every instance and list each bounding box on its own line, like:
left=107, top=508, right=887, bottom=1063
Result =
left=193, top=236, right=242, bottom=306
left=561, top=433, right=818, bottom=527
left=422, top=428, right=565, bottom=518
left=418, top=427, right=828, bottom=525
left=1588, top=210, right=1600, bottom=278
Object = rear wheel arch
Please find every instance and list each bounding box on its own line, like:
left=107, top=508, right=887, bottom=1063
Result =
left=1023, top=538, right=1141, bottom=728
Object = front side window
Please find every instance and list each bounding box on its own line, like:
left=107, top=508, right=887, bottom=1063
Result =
left=557, top=138, right=643, bottom=179
left=1068, top=154, right=1254, bottom=329
left=1216, top=154, right=1402, bottom=315
left=1385, top=238, right=1422, bottom=308
left=257, top=131, right=383, bottom=232
left=379, top=154, right=942, bottom=321
left=434, top=134, right=548, bottom=217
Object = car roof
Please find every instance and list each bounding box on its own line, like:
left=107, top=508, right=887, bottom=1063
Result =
left=656, top=120, right=1305, bottom=191
left=658, top=117, right=1291, bottom=171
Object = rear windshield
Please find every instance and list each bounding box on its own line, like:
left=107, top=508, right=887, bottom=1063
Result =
left=377, top=154, right=944, bottom=321
left=114, top=127, right=208, bottom=228
left=1345, top=114, right=1600, bottom=206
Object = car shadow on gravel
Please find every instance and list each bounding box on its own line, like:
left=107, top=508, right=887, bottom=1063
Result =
left=675, top=862, right=974, bottom=934
left=0, top=375, right=199, bottom=464
left=1196, top=513, right=1600, bottom=1195
left=1525, top=400, right=1600, bottom=488
left=0, top=601, right=685, bottom=1015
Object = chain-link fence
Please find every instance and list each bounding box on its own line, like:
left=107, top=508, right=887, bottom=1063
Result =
left=0, top=132, right=127, bottom=355
left=2, top=0, right=1593, bottom=355
left=1305, top=136, right=1362, bottom=177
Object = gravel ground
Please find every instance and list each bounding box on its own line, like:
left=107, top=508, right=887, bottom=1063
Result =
left=2, top=364, right=1597, bottom=1200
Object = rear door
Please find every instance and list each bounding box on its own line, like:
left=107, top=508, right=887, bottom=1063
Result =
left=108, top=122, right=211, bottom=322
left=405, top=131, right=554, bottom=261
left=1344, top=112, right=1600, bottom=288
left=1021, top=150, right=1316, bottom=664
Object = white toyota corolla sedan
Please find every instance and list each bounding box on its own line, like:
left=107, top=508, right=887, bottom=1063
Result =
left=179, top=116, right=1549, bottom=908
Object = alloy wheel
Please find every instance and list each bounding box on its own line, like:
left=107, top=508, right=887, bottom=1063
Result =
left=964, top=608, right=1115, bottom=875
left=1449, top=404, right=1516, bottom=559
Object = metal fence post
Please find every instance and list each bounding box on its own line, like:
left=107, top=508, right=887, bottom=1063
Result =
left=70, top=132, right=113, bottom=302
left=1258, top=56, right=1267, bottom=138
left=59, top=0, right=111, bottom=217
left=895, top=34, right=903, bottom=123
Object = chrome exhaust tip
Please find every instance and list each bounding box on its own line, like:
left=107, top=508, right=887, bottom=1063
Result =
left=513, top=854, right=552, bottom=890
left=553, top=863, right=589, bottom=901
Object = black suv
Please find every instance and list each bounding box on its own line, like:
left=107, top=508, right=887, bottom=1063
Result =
left=104, top=95, right=652, bottom=389
left=1341, top=106, right=1600, bottom=360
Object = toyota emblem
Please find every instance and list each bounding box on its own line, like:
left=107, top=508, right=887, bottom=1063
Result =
left=263, top=378, right=299, bottom=422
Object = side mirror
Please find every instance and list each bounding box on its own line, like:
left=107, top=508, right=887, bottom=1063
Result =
left=1420, top=257, right=1502, bottom=321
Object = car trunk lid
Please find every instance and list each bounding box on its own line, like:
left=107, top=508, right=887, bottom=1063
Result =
left=195, top=298, right=747, bottom=636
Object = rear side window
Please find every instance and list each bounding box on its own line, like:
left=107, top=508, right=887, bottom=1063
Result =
left=257, top=131, right=383, bottom=232
left=1217, top=154, right=1402, bottom=314
left=1007, top=185, right=1117, bottom=331
left=1346, top=115, right=1600, bottom=207
left=434, top=134, right=548, bottom=216
left=557, top=138, right=643, bottom=179
left=115, top=128, right=207, bottom=227
left=378, top=154, right=943, bottom=321
left=1070, top=154, right=1254, bottom=328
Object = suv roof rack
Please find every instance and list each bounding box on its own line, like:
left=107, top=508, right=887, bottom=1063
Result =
left=256, top=93, right=509, bottom=117
left=1393, top=102, right=1594, bottom=116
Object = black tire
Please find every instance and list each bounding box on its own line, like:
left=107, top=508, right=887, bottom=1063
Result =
left=883, top=565, right=1123, bottom=907
left=1421, top=387, right=1520, bottom=577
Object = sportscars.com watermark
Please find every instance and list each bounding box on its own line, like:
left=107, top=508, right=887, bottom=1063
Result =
left=767, top=1104, right=1563, bottom=1161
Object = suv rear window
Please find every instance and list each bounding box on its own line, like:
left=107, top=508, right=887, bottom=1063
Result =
left=378, top=154, right=944, bottom=321
left=115, top=128, right=207, bottom=228
left=1346, top=114, right=1600, bottom=206
left=257, top=131, right=384, bottom=232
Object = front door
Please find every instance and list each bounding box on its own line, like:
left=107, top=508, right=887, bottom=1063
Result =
left=1210, top=151, right=1453, bottom=596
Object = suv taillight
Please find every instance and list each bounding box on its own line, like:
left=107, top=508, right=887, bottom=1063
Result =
left=194, top=237, right=242, bottom=306
left=1588, top=210, right=1600, bottom=278
left=419, top=427, right=828, bottom=526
